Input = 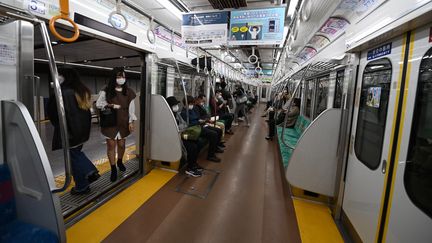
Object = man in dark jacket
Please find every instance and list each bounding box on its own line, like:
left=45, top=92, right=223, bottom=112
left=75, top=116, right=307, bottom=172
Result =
left=180, top=96, right=223, bottom=162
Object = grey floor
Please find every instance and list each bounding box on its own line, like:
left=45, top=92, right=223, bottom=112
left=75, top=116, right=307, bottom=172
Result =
left=39, top=121, right=136, bottom=176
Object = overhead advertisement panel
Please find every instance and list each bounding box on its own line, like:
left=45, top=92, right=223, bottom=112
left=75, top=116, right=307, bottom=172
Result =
left=228, top=7, right=286, bottom=46
left=181, top=11, right=229, bottom=47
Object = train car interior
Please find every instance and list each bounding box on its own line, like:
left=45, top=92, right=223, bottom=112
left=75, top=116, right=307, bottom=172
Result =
left=0, top=0, right=432, bottom=243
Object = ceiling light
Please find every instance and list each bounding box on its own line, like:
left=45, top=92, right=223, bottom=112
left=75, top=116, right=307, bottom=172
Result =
left=158, top=0, right=183, bottom=20
left=370, top=65, right=384, bottom=70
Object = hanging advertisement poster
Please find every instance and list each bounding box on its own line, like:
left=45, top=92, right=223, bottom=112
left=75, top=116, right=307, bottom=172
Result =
left=366, top=87, right=381, bottom=108
left=228, top=7, right=285, bottom=46
left=155, top=26, right=185, bottom=49
left=182, top=11, right=229, bottom=47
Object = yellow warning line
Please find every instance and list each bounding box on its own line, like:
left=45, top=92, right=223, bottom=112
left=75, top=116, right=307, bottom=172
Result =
left=66, top=168, right=176, bottom=243
left=293, top=199, right=344, bottom=243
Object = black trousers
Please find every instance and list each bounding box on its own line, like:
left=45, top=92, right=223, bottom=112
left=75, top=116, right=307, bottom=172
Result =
left=205, top=126, right=223, bottom=143
left=219, top=113, right=234, bottom=130
left=182, top=140, right=199, bottom=169
left=268, top=111, right=276, bottom=137
left=200, top=127, right=220, bottom=157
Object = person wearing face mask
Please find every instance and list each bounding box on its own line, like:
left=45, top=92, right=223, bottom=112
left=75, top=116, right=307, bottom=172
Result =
left=210, top=91, right=234, bottom=134
left=166, top=96, right=203, bottom=177
left=181, top=96, right=223, bottom=162
left=48, top=68, right=100, bottom=195
left=96, top=67, right=137, bottom=182
left=193, top=94, right=226, bottom=142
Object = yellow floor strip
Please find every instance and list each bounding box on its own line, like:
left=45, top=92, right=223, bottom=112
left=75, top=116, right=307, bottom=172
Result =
left=66, top=168, right=176, bottom=243
left=293, top=199, right=344, bottom=243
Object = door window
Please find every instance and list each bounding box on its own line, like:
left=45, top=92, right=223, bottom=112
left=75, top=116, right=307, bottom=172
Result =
left=405, top=48, right=432, bottom=218
left=354, top=58, right=392, bottom=169
left=305, top=80, right=314, bottom=118
left=315, top=76, right=329, bottom=117
left=334, top=70, right=345, bottom=108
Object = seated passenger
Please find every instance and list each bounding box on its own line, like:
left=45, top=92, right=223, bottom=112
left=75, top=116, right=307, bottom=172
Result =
left=193, top=94, right=224, bottom=140
left=48, top=68, right=100, bottom=195
left=166, top=96, right=203, bottom=177
left=266, top=98, right=301, bottom=140
left=181, top=96, right=223, bottom=162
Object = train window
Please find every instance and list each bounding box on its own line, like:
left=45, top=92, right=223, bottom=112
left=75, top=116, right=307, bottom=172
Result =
left=354, top=58, right=392, bottom=170
left=334, top=70, right=345, bottom=108
left=314, top=76, right=329, bottom=117
left=156, top=65, right=167, bottom=97
left=405, top=48, right=432, bottom=218
left=305, top=80, right=314, bottom=118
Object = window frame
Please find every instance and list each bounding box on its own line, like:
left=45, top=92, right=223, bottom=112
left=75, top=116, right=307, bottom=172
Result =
left=354, top=57, right=393, bottom=170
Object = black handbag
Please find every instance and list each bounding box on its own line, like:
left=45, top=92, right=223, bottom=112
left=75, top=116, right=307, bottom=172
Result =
left=99, top=107, right=117, bottom=128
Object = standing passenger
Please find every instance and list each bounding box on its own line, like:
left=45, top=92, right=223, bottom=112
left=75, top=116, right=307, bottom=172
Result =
left=48, top=68, right=100, bottom=195
left=96, top=67, right=137, bottom=182
left=233, top=84, right=250, bottom=127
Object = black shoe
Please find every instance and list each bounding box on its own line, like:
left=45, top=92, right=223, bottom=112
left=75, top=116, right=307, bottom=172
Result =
left=193, top=165, right=204, bottom=172
left=70, top=186, right=90, bottom=195
left=215, top=148, right=224, bottom=153
left=265, top=136, right=273, bottom=141
left=207, top=156, right=221, bottom=162
left=185, top=168, right=202, bottom=177
left=261, top=114, right=266, bottom=117
left=226, top=130, right=234, bottom=135
left=110, top=165, right=117, bottom=182
left=218, top=143, right=226, bottom=148
left=87, top=171, right=100, bottom=183
left=117, top=160, right=126, bottom=172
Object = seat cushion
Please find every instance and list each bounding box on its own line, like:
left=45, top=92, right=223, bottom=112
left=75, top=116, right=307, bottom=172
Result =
left=0, top=220, right=58, bottom=243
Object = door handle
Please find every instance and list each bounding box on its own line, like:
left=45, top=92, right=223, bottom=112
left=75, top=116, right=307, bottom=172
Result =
left=382, top=160, right=387, bottom=174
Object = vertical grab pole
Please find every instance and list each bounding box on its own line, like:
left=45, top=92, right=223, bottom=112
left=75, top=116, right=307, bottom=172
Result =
left=175, top=60, right=189, bottom=125
left=38, top=22, right=72, bottom=193
left=280, top=64, right=311, bottom=148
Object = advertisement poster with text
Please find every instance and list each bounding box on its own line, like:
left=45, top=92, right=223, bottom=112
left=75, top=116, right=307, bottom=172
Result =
left=182, top=11, right=229, bottom=47
left=228, top=7, right=285, bottom=45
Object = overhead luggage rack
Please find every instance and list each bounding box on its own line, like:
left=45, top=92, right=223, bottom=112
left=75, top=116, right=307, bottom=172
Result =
left=158, top=58, right=199, bottom=76
left=289, top=61, right=342, bottom=81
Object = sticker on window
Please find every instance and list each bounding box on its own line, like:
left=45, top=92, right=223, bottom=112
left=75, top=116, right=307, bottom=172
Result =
left=366, top=87, right=381, bottom=108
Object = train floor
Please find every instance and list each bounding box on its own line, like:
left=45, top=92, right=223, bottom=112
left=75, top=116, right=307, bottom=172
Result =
left=67, top=105, right=343, bottom=243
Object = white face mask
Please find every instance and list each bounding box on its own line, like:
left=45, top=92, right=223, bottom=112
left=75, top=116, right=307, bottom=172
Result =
left=188, top=105, right=194, bottom=110
left=116, top=78, right=126, bottom=85
left=58, top=75, right=65, bottom=84
left=172, top=105, right=179, bottom=112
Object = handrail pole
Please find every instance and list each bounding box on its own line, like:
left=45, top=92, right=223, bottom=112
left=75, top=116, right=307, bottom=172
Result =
left=38, top=22, right=72, bottom=193
left=280, top=64, right=311, bottom=147
left=175, top=60, right=189, bottom=125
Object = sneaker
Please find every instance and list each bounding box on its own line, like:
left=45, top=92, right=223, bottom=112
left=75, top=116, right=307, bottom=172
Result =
left=218, top=143, right=226, bottom=148
left=238, top=117, right=245, bottom=121
left=215, top=148, right=224, bottom=153
left=70, top=186, right=91, bottom=195
left=194, top=165, right=204, bottom=172
left=232, top=122, right=239, bottom=126
left=207, top=155, right=221, bottom=162
left=265, top=136, right=273, bottom=141
left=185, top=168, right=202, bottom=177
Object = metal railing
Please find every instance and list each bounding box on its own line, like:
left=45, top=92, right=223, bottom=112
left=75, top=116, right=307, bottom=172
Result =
left=280, top=64, right=311, bottom=148
left=0, top=2, right=72, bottom=193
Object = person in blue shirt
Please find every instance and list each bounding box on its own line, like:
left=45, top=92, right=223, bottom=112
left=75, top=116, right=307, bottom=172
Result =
left=181, top=96, right=223, bottom=162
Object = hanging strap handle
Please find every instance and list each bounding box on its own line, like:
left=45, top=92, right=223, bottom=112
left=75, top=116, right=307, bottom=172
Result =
left=108, top=0, right=128, bottom=30
left=49, top=0, right=80, bottom=42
